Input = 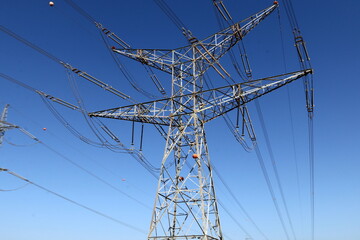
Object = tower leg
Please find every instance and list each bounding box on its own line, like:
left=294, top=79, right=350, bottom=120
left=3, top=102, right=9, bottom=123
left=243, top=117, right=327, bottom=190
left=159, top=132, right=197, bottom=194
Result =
left=148, top=118, right=223, bottom=240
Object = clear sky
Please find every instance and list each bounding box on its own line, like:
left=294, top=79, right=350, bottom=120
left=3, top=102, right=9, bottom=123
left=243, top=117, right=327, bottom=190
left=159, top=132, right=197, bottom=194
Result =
left=0, top=0, right=359, bottom=240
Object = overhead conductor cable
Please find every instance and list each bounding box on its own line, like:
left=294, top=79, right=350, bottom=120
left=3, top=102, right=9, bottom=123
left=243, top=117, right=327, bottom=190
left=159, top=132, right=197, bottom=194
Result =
left=62, top=0, right=167, bottom=98
left=0, top=25, right=134, bottom=102
left=0, top=168, right=147, bottom=234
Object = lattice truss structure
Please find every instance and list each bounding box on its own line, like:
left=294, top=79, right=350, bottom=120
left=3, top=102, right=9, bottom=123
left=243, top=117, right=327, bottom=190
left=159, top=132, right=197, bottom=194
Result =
left=0, top=104, right=38, bottom=146
left=0, top=104, right=13, bottom=146
left=89, top=3, right=312, bottom=240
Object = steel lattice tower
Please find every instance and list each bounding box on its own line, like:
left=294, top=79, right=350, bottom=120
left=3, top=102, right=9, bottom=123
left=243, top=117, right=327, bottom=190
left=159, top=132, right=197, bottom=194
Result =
left=89, top=3, right=312, bottom=239
left=0, top=104, right=12, bottom=146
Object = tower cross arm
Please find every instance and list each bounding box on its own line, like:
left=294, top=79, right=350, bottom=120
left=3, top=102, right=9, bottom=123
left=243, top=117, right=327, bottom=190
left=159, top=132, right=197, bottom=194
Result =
left=88, top=69, right=312, bottom=125
left=0, top=120, right=19, bottom=145
left=111, top=3, right=279, bottom=76
left=113, top=48, right=177, bottom=75
left=88, top=98, right=175, bottom=126
left=0, top=120, right=18, bottom=131
left=200, top=69, right=312, bottom=123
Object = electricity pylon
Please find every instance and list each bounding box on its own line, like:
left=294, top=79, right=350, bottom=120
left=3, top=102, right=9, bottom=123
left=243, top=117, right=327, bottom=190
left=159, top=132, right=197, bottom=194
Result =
left=0, top=104, right=13, bottom=146
left=0, top=104, right=39, bottom=146
left=89, top=3, right=312, bottom=240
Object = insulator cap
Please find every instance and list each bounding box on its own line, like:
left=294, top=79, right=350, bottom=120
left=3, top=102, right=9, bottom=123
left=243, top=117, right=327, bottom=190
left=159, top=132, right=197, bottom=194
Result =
left=49, top=1, right=54, bottom=7
left=192, top=154, right=199, bottom=159
left=178, top=176, right=184, bottom=181
left=273, top=1, right=279, bottom=4
left=111, top=46, right=116, bottom=50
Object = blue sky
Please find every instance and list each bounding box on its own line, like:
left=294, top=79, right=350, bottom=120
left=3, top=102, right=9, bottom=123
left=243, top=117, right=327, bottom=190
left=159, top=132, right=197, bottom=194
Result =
left=1, top=0, right=359, bottom=240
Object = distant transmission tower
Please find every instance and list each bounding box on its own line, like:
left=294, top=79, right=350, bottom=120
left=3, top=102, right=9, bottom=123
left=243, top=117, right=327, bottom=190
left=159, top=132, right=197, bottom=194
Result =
left=0, top=104, right=38, bottom=146
left=89, top=3, right=312, bottom=240
left=0, top=104, right=13, bottom=146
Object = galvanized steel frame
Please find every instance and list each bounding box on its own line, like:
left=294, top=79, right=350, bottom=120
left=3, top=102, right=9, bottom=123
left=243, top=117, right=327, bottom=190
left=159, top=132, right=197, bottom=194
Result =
left=87, top=3, right=311, bottom=240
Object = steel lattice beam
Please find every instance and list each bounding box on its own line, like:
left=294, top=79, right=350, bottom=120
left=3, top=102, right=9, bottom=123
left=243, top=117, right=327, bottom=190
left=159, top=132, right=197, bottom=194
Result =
left=112, top=4, right=278, bottom=77
left=89, top=70, right=312, bottom=126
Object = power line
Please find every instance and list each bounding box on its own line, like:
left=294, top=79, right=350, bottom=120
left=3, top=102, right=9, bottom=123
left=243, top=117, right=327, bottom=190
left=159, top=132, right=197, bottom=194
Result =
left=0, top=25, right=134, bottom=102
left=217, top=199, right=253, bottom=239
left=277, top=1, right=316, bottom=239
left=153, top=0, right=188, bottom=33
left=0, top=168, right=147, bottom=234
left=38, top=140, right=152, bottom=210
left=212, top=1, right=296, bottom=239
left=0, top=71, right=160, bottom=176
left=0, top=71, right=122, bottom=148
left=63, top=0, right=96, bottom=23
left=255, top=101, right=297, bottom=240
left=277, top=6, right=304, bottom=232
left=99, top=33, right=164, bottom=99
left=62, top=0, right=167, bottom=98
left=3, top=121, right=153, bottom=210
left=0, top=25, right=62, bottom=64
left=213, top=164, right=269, bottom=240
left=0, top=183, right=29, bottom=192
left=254, top=143, right=291, bottom=240
left=308, top=117, right=315, bottom=240
left=0, top=72, right=79, bottom=111
left=7, top=105, right=152, bottom=197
